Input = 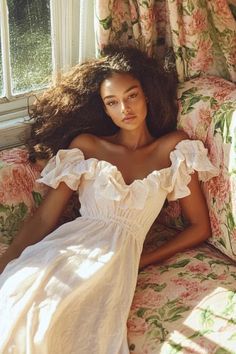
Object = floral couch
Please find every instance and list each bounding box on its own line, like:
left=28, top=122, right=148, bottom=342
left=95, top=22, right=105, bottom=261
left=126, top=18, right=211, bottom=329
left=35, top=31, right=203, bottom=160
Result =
left=0, top=75, right=236, bottom=353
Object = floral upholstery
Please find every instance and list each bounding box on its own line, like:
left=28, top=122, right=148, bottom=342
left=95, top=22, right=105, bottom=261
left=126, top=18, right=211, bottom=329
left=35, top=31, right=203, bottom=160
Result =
left=0, top=148, right=48, bottom=245
left=158, top=76, right=236, bottom=262
left=0, top=75, right=236, bottom=353
left=0, top=148, right=80, bottom=247
left=128, top=224, right=236, bottom=353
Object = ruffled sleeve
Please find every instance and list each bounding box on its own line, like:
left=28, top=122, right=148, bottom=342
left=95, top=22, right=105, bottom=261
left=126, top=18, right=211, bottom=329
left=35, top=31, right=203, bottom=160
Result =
left=36, top=148, right=90, bottom=190
left=163, top=140, right=219, bottom=201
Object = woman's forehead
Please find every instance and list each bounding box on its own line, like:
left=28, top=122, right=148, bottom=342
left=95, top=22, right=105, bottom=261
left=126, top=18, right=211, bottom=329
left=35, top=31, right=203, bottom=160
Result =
left=100, top=73, right=141, bottom=97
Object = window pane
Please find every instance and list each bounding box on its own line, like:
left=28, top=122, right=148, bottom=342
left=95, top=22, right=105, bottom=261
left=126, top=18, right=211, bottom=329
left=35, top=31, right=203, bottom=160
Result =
left=8, top=0, right=52, bottom=94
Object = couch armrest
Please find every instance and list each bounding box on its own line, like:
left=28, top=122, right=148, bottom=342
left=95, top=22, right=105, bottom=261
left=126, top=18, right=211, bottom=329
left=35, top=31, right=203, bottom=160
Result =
left=0, top=147, right=80, bottom=246
left=159, top=76, right=236, bottom=261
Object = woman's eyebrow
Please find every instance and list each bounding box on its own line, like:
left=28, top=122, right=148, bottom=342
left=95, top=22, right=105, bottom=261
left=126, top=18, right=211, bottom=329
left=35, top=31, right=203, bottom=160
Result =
left=103, top=85, right=139, bottom=100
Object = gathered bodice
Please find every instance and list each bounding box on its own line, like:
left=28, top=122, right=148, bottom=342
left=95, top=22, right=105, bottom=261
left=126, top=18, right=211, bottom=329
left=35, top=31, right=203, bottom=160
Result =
left=37, top=139, right=218, bottom=241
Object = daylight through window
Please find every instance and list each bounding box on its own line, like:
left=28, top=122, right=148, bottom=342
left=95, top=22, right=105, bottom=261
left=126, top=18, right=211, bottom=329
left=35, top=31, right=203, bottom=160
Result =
left=0, top=0, right=52, bottom=99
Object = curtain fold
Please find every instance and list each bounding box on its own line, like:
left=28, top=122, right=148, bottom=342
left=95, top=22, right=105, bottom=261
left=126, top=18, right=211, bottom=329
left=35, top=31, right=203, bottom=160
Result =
left=95, top=0, right=236, bottom=82
left=167, top=0, right=236, bottom=82
left=95, top=0, right=169, bottom=58
left=78, top=1, right=96, bottom=63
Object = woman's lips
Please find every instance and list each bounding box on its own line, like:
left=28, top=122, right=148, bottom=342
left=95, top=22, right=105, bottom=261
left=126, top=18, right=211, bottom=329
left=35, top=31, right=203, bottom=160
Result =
left=122, top=115, right=136, bottom=122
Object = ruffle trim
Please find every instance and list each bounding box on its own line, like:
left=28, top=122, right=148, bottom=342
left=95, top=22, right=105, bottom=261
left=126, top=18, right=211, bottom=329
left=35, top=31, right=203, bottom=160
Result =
left=37, top=140, right=219, bottom=209
left=161, top=140, right=219, bottom=201
left=37, top=149, right=93, bottom=191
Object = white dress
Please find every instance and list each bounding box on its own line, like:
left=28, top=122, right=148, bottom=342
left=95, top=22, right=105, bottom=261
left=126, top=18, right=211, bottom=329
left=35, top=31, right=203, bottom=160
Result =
left=0, top=140, right=218, bottom=354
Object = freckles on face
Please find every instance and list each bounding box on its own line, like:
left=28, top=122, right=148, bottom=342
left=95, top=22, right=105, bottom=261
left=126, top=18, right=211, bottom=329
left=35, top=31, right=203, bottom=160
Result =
left=100, top=73, right=148, bottom=127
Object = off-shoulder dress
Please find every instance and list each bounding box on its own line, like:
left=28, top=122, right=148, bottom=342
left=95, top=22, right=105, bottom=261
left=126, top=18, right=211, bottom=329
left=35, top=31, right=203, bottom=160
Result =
left=0, top=140, right=218, bottom=354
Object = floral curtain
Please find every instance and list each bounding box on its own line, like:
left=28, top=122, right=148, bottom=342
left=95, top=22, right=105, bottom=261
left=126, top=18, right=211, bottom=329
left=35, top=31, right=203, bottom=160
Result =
left=95, top=0, right=170, bottom=59
left=167, top=0, right=236, bottom=82
left=95, top=0, right=236, bottom=83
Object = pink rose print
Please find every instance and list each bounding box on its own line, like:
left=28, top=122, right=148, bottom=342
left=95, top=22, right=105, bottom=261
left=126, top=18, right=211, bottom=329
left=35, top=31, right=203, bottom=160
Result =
left=171, top=278, right=208, bottom=302
left=192, top=9, right=208, bottom=33
left=206, top=173, right=230, bottom=206
left=195, top=107, right=213, bottom=140
left=198, top=107, right=212, bottom=127
left=214, top=87, right=235, bottom=102
left=185, top=9, right=208, bottom=36
left=129, top=3, right=138, bottom=23
left=127, top=316, right=148, bottom=336
left=131, top=290, right=162, bottom=310
left=0, top=148, right=28, bottom=164
left=203, top=77, right=235, bottom=91
left=190, top=38, right=213, bottom=73
left=205, top=135, right=221, bottom=168
left=213, top=0, right=235, bottom=26
left=186, top=263, right=210, bottom=274
left=227, top=51, right=236, bottom=66
left=0, top=164, right=41, bottom=205
left=2, top=174, right=28, bottom=204
left=216, top=273, right=228, bottom=281
left=112, top=1, right=125, bottom=18
left=140, top=11, right=155, bottom=35
left=209, top=209, right=222, bottom=238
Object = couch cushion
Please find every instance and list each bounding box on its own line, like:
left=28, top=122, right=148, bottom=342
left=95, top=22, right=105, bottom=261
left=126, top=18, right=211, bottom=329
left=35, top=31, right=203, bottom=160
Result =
left=158, top=75, right=236, bottom=262
left=0, top=148, right=47, bottom=244
left=0, top=147, right=80, bottom=245
left=128, top=224, right=236, bottom=353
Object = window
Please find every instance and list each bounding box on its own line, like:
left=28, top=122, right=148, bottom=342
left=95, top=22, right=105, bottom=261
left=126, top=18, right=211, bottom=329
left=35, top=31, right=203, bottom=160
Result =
left=0, top=0, right=95, bottom=149
left=1, top=0, right=52, bottom=97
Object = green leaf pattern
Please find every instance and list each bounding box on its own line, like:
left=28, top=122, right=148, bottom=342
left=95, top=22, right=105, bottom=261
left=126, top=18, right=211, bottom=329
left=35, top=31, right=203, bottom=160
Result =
left=96, top=1, right=236, bottom=82
left=167, top=0, right=236, bottom=82
left=128, top=235, right=236, bottom=352
left=160, top=76, right=236, bottom=262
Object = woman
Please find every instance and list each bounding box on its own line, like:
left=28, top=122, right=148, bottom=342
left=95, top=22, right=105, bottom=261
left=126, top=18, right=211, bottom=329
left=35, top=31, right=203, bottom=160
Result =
left=0, top=46, right=218, bottom=353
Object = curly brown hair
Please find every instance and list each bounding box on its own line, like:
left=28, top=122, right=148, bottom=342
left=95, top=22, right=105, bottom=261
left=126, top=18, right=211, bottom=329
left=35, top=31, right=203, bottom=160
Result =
left=27, top=45, right=178, bottom=162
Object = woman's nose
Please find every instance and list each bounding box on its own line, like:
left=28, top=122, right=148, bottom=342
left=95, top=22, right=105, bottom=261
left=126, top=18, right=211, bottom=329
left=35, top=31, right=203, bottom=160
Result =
left=121, top=101, right=130, bottom=114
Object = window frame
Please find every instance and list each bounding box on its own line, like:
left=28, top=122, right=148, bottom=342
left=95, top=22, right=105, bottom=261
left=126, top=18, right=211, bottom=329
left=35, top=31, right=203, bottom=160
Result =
left=0, top=0, right=95, bottom=149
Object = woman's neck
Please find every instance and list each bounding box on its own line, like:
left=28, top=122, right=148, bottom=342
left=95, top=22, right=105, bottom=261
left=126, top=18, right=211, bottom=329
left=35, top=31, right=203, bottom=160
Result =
left=113, top=126, right=155, bottom=151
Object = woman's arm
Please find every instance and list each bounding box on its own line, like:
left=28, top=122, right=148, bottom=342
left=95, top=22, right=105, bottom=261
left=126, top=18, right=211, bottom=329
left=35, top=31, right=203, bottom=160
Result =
left=0, top=182, right=74, bottom=274
left=139, top=172, right=211, bottom=269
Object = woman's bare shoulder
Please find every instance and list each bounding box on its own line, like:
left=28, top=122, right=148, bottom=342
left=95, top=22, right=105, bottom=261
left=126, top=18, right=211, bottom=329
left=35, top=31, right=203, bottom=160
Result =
left=154, top=130, right=189, bottom=167
left=69, top=134, right=106, bottom=157
left=69, top=133, right=98, bottom=150
left=159, top=130, right=189, bottom=152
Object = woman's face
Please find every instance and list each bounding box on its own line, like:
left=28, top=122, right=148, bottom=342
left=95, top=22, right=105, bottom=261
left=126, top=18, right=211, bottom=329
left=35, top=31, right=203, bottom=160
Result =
left=100, top=73, right=148, bottom=130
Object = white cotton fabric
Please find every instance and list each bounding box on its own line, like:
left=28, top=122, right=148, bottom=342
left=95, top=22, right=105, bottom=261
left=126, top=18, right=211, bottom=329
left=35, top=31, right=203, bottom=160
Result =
left=0, top=140, right=218, bottom=354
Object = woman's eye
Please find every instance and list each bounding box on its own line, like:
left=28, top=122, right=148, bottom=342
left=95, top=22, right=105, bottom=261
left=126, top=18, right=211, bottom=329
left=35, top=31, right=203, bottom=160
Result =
left=128, top=93, right=138, bottom=99
left=106, top=100, right=117, bottom=107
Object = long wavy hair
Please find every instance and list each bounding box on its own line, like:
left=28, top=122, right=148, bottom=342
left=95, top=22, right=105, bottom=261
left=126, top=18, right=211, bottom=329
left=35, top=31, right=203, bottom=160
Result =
left=27, top=45, right=178, bottom=162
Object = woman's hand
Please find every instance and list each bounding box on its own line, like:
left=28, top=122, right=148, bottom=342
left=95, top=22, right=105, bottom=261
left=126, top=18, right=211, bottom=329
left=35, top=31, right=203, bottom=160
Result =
left=139, top=251, right=155, bottom=270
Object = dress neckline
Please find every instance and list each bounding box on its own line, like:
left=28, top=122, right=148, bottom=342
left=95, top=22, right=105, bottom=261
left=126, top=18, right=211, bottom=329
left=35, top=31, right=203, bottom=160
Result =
left=75, top=147, right=175, bottom=187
